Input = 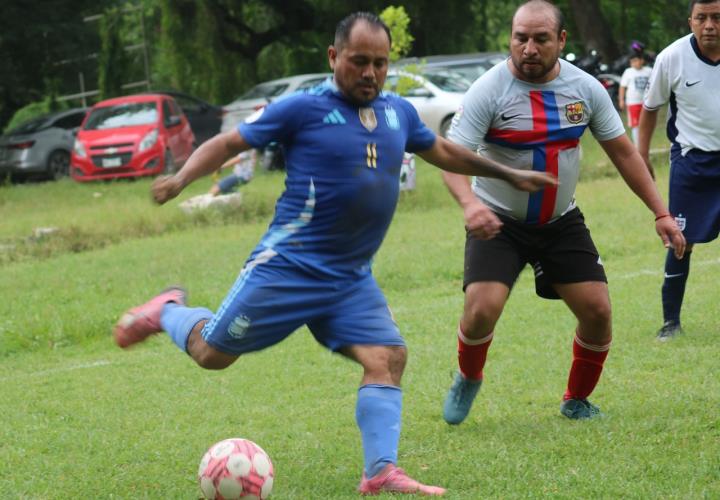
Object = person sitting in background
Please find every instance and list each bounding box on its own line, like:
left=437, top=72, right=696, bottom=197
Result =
left=209, top=149, right=255, bottom=196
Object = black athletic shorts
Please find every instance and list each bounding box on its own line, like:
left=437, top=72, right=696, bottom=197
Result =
left=463, top=207, right=607, bottom=300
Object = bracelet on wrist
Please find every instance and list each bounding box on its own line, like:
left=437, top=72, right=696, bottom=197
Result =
left=655, top=213, right=672, bottom=221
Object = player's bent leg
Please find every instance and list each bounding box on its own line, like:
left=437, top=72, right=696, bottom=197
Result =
left=186, top=322, right=239, bottom=370
left=443, top=281, right=507, bottom=425
left=343, top=344, right=444, bottom=496
left=555, top=281, right=611, bottom=419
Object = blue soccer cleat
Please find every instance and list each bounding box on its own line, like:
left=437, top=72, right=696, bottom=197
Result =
left=560, top=398, right=603, bottom=419
left=443, top=372, right=482, bottom=425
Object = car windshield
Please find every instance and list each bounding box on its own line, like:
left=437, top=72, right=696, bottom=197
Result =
left=238, top=82, right=290, bottom=100
left=7, top=116, right=52, bottom=135
left=84, top=102, right=158, bottom=130
left=422, top=70, right=473, bottom=92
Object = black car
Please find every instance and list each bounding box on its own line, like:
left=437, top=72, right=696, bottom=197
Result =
left=149, top=90, right=223, bottom=145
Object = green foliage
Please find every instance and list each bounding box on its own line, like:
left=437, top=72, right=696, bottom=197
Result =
left=380, top=5, right=414, bottom=62
left=3, top=97, right=70, bottom=134
left=98, top=6, right=129, bottom=100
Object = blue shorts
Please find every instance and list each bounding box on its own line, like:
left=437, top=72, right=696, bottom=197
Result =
left=669, top=146, right=720, bottom=244
left=217, top=174, right=250, bottom=194
left=200, top=249, right=405, bottom=355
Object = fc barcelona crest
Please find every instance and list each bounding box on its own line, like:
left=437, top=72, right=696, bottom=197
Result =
left=359, top=107, right=377, bottom=132
left=565, top=101, right=585, bottom=124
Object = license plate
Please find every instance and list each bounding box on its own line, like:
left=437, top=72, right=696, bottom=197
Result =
left=102, top=157, right=122, bottom=168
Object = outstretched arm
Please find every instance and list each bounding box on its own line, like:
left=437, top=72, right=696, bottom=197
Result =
left=152, top=130, right=251, bottom=204
left=416, top=135, right=557, bottom=192
left=599, top=133, right=685, bottom=258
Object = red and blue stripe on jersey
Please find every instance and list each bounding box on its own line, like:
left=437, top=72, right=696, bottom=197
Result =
left=485, top=90, right=587, bottom=225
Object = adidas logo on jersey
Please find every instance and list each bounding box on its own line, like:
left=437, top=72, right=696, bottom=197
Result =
left=323, top=109, right=346, bottom=124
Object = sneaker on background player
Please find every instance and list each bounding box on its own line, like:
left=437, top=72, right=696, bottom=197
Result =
left=656, top=320, right=682, bottom=342
left=560, top=398, right=603, bottom=419
left=442, top=372, right=482, bottom=425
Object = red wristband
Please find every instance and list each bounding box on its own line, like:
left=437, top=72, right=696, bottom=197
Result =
left=655, top=213, right=672, bottom=221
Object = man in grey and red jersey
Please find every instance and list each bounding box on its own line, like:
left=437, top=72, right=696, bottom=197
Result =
left=440, top=0, right=685, bottom=423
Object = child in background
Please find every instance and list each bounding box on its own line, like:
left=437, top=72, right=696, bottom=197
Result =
left=619, top=53, right=652, bottom=145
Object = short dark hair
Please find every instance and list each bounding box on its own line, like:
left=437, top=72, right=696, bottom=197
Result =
left=514, top=0, right=565, bottom=36
left=334, top=12, right=392, bottom=50
left=689, top=0, right=720, bottom=15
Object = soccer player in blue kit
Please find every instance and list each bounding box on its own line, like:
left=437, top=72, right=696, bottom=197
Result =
left=113, top=12, right=556, bottom=496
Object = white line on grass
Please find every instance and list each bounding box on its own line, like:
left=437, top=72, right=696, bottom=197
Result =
left=0, top=359, right=114, bottom=382
left=614, top=257, right=720, bottom=280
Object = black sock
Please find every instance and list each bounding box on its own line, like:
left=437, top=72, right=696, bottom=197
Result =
left=661, top=249, right=692, bottom=324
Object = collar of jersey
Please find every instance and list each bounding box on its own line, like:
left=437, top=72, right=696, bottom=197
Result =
left=690, top=35, right=720, bottom=66
left=327, top=78, right=386, bottom=106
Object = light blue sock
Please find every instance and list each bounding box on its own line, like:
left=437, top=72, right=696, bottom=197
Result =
left=356, top=384, right=402, bottom=478
left=160, top=303, right=213, bottom=352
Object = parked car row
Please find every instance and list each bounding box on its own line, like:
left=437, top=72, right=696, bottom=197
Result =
left=0, top=53, right=504, bottom=183
left=0, top=90, right=220, bottom=182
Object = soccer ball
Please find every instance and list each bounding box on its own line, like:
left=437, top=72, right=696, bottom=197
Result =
left=198, top=438, right=274, bottom=499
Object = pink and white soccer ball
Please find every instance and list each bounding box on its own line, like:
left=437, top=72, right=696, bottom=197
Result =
left=198, top=438, right=274, bottom=499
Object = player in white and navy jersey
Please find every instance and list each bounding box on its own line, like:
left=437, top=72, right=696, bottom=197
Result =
left=110, top=12, right=556, bottom=497
left=441, top=0, right=685, bottom=424
left=638, top=0, right=720, bottom=341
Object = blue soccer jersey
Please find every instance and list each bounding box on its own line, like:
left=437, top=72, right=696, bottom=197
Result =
left=238, top=80, right=436, bottom=278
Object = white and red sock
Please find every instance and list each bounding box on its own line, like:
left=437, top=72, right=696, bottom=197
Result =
left=564, top=333, right=610, bottom=401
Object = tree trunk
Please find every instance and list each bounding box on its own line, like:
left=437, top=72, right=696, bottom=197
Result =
left=567, top=0, right=620, bottom=63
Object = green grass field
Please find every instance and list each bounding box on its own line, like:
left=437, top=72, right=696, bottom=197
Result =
left=1, top=131, right=718, bottom=498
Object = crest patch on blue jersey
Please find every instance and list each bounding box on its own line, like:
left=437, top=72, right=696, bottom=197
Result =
left=359, top=107, right=378, bottom=132
left=385, top=106, right=400, bottom=130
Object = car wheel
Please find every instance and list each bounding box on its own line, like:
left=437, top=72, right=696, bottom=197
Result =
left=47, top=150, right=70, bottom=180
left=440, top=116, right=453, bottom=138
left=163, top=150, right=176, bottom=174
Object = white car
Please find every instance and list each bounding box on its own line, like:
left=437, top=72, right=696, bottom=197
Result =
left=384, top=69, right=471, bottom=137
left=221, top=73, right=331, bottom=132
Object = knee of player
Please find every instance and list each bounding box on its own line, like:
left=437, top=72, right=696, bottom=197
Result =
left=187, top=326, right=237, bottom=370
left=463, top=302, right=502, bottom=331
left=583, top=298, right=612, bottom=326
left=366, top=346, right=407, bottom=380
left=193, top=347, right=236, bottom=370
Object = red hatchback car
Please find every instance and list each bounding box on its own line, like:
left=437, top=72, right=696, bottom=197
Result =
left=71, top=93, right=195, bottom=181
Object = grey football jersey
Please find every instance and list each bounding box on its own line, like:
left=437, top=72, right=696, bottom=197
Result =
left=449, top=59, right=624, bottom=224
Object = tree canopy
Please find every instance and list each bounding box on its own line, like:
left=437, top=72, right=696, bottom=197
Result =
left=0, top=0, right=695, bottom=131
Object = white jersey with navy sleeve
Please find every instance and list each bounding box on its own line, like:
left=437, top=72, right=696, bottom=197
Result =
left=644, top=34, right=720, bottom=155
left=238, top=80, right=436, bottom=279
left=448, top=60, right=625, bottom=225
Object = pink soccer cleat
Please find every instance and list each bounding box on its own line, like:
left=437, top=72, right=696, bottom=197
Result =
left=113, top=287, right=186, bottom=348
left=358, top=464, right=446, bottom=496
